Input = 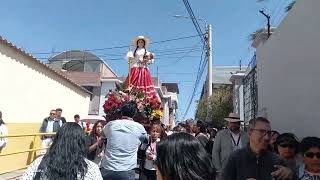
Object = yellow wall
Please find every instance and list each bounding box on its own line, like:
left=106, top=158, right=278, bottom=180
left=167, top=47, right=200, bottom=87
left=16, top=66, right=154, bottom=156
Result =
left=0, top=123, right=42, bottom=174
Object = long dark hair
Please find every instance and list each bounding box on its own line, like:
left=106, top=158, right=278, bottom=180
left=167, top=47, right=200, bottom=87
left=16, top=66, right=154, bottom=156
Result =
left=90, top=120, right=106, bottom=137
left=156, top=133, right=216, bottom=180
left=41, top=122, right=88, bottom=180
left=133, top=39, right=147, bottom=57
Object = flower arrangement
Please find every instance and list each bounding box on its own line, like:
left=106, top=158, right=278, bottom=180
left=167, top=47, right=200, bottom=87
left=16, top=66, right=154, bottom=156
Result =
left=103, top=88, right=163, bottom=121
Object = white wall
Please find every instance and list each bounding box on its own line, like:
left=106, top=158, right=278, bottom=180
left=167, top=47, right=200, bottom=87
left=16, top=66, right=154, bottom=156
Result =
left=0, top=42, right=90, bottom=123
left=257, top=0, right=320, bottom=138
left=89, top=86, right=102, bottom=115
left=162, top=98, right=170, bottom=125
left=99, top=80, right=119, bottom=116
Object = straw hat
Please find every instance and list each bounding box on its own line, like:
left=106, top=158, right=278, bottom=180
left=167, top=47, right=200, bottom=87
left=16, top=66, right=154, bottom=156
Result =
left=224, top=113, right=243, bottom=122
left=132, top=35, right=150, bottom=48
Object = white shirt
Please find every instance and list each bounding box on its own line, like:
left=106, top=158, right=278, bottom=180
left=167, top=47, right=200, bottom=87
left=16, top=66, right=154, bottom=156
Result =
left=0, top=124, right=8, bottom=149
left=144, top=138, right=160, bottom=170
left=126, top=48, right=154, bottom=67
left=45, top=118, right=62, bottom=133
left=76, top=121, right=86, bottom=129
left=21, top=156, right=103, bottom=180
left=45, top=119, right=54, bottom=133
left=101, top=119, right=148, bottom=171
left=230, top=131, right=242, bottom=150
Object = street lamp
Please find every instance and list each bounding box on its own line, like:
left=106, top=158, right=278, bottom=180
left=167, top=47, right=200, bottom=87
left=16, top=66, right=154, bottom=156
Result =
left=173, top=15, right=207, bottom=27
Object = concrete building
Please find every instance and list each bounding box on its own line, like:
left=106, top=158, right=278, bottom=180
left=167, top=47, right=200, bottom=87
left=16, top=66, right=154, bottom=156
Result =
left=229, top=71, right=246, bottom=121
left=0, top=36, right=91, bottom=173
left=161, top=83, right=179, bottom=128
left=255, top=0, right=320, bottom=137
left=48, top=50, right=117, bottom=115
left=200, top=66, right=241, bottom=100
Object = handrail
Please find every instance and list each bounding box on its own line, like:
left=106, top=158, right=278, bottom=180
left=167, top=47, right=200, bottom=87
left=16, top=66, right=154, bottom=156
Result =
left=0, top=147, right=47, bottom=157
left=0, top=132, right=56, bottom=175
left=0, top=132, right=55, bottom=138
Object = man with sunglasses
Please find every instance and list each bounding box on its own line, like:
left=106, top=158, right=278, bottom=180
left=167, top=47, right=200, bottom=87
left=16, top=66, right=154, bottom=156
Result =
left=297, top=137, right=320, bottom=179
left=222, top=117, right=294, bottom=180
left=39, top=109, right=62, bottom=154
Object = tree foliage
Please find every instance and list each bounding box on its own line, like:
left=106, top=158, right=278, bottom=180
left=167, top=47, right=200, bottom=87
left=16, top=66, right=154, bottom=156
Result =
left=195, top=85, right=233, bottom=129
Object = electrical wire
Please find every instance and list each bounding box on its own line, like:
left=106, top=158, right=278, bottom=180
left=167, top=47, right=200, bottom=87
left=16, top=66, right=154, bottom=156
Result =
left=31, top=34, right=203, bottom=55
left=181, top=42, right=207, bottom=120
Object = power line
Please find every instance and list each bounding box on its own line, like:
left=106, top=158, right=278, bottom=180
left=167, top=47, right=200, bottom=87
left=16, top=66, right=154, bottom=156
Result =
left=38, top=54, right=201, bottom=62
left=159, top=41, right=202, bottom=68
left=181, top=43, right=207, bottom=120
left=31, top=34, right=202, bottom=55
left=36, top=49, right=202, bottom=61
left=182, top=0, right=206, bottom=45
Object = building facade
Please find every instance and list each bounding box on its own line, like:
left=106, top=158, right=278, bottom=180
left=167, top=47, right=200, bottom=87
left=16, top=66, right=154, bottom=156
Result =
left=0, top=37, right=91, bottom=173
left=48, top=50, right=117, bottom=115
left=255, top=0, right=320, bottom=137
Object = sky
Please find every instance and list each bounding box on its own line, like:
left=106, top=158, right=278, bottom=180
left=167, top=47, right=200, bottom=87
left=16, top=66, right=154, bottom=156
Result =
left=0, top=0, right=292, bottom=122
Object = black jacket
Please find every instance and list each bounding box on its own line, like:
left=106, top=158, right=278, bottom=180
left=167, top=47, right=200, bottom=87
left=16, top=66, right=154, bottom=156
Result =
left=39, top=117, right=61, bottom=139
left=86, top=134, right=104, bottom=160
left=222, top=144, right=288, bottom=180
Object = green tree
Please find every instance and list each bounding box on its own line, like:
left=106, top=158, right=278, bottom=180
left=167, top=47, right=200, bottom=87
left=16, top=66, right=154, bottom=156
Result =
left=195, top=85, right=233, bottom=129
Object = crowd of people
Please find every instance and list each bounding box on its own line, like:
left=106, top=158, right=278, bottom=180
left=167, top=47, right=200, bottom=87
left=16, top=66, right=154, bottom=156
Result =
left=0, top=104, right=317, bottom=180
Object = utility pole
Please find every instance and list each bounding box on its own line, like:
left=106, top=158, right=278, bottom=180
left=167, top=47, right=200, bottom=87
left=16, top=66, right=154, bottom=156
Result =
left=157, top=66, right=160, bottom=86
left=207, top=24, right=213, bottom=99
left=259, top=10, right=271, bottom=38
left=206, top=24, right=213, bottom=122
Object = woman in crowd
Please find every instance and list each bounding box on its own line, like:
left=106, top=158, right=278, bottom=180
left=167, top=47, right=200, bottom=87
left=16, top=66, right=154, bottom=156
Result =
left=269, top=130, right=280, bottom=152
left=87, top=120, right=107, bottom=165
left=143, top=124, right=161, bottom=180
left=275, top=133, right=301, bottom=171
left=193, top=120, right=209, bottom=148
left=205, top=127, right=217, bottom=155
left=0, top=111, right=8, bottom=153
left=297, top=136, right=320, bottom=179
left=155, top=132, right=216, bottom=180
left=22, top=122, right=102, bottom=180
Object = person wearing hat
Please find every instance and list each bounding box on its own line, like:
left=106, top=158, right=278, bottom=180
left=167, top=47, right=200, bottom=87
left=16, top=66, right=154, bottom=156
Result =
left=212, top=113, right=249, bottom=177
left=125, top=36, right=158, bottom=100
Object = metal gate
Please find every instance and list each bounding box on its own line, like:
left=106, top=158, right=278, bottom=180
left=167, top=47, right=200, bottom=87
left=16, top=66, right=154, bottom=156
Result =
left=243, top=54, right=258, bottom=126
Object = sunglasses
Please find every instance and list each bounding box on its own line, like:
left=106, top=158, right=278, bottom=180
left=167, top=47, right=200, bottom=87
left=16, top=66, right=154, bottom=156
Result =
left=279, top=144, right=295, bottom=148
left=305, top=152, right=320, bottom=159
left=251, top=129, right=273, bottom=137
